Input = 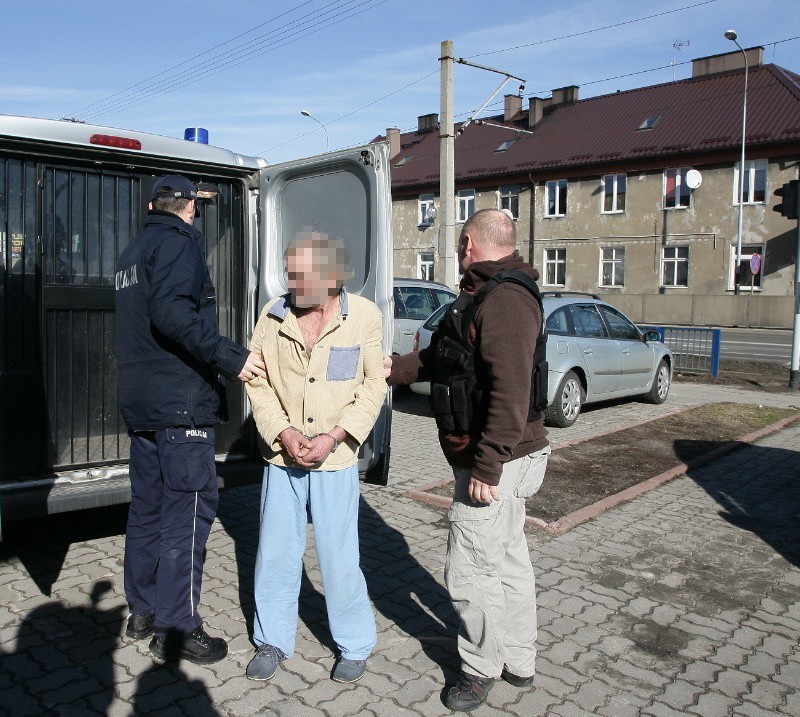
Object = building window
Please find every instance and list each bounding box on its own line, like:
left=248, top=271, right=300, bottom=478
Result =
left=498, top=185, right=519, bottom=219
left=457, top=189, right=475, bottom=223
left=418, top=193, right=435, bottom=225
left=544, top=248, right=566, bottom=286
left=664, top=168, right=691, bottom=209
left=730, top=243, right=764, bottom=291
left=545, top=179, right=567, bottom=217
left=417, top=252, right=435, bottom=281
left=733, top=160, right=767, bottom=205
left=600, top=247, right=625, bottom=287
left=601, top=174, right=626, bottom=213
left=661, top=246, right=689, bottom=287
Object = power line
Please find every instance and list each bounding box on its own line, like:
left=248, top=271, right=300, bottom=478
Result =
left=77, top=0, right=389, bottom=121
left=464, top=0, right=722, bottom=59
left=71, top=0, right=321, bottom=117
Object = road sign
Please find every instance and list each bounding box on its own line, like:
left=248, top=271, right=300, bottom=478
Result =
left=750, top=253, right=761, bottom=275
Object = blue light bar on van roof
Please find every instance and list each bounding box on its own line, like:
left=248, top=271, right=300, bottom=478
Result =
left=90, top=133, right=142, bottom=150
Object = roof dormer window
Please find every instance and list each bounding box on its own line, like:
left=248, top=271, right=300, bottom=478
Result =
left=495, top=139, right=517, bottom=152
left=637, top=116, right=661, bottom=131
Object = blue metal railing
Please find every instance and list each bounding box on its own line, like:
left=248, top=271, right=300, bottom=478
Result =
left=645, top=326, right=722, bottom=377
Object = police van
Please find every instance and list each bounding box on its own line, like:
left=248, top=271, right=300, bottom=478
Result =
left=0, top=115, right=393, bottom=536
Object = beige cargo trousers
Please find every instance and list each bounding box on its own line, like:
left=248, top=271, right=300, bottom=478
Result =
left=445, top=446, right=551, bottom=679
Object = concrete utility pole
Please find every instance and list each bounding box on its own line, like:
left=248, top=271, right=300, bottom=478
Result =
left=440, top=40, right=457, bottom=288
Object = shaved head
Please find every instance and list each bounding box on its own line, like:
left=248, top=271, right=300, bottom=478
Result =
left=461, top=209, right=516, bottom=252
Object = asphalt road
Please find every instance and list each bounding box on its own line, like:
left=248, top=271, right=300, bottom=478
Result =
left=719, top=326, right=794, bottom=363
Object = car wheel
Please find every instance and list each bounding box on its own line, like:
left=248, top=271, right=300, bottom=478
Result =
left=545, top=370, right=584, bottom=428
left=644, top=359, right=670, bottom=404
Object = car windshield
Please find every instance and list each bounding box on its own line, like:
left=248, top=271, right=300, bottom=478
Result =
left=423, top=302, right=450, bottom=329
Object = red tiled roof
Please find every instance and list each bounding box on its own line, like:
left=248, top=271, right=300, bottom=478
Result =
left=384, top=64, right=800, bottom=192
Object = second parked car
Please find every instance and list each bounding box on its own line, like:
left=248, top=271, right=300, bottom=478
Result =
left=410, top=292, right=673, bottom=428
left=393, top=278, right=456, bottom=355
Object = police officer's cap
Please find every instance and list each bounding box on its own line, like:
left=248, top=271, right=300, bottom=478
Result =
left=151, top=175, right=198, bottom=201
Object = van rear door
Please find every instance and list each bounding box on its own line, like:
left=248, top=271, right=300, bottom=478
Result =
left=255, top=143, right=393, bottom=483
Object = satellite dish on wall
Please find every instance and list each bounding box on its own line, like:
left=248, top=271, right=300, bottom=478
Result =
left=685, top=169, right=702, bottom=189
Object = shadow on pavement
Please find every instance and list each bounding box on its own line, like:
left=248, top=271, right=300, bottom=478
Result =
left=0, top=580, right=123, bottom=715
left=676, top=439, right=800, bottom=568
left=217, top=483, right=460, bottom=680
left=359, top=498, right=460, bottom=681
left=0, top=504, right=129, bottom=596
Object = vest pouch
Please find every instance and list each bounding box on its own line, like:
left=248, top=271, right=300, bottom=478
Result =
left=430, top=383, right=456, bottom=433
left=533, top=359, right=549, bottom=412
left=450, top=376, right=474, bottom=434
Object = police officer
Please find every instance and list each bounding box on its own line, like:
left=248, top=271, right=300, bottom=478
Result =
left=115, top=174, right=266, bottom=665
left=388, top=209, right=550, bottom=711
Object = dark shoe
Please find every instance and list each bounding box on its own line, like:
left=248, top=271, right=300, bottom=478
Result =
left=149, top=626, right=228, bottom=665
left=446, top=672, right=494, bottom=711
left=501, top=667, right=535, bottom=688
left=331, top=657, right=366, bottom=683
left=125, top=613, right=154, bottom=640
left=246, top=644, right=287, bottom=681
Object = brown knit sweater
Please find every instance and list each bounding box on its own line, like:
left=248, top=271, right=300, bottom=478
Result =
left=389, top=254, right=549, bottom=485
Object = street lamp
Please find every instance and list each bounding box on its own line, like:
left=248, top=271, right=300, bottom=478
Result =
left=725, top=29, right=749, bottom=295
left=300, top=110, right=329, bottom=151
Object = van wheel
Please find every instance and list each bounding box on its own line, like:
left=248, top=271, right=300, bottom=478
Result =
left=545, top=371, right=584, bottom=428
left=644, top=359, right=670, bottom=404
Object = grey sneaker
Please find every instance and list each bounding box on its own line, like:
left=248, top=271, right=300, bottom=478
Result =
left=332, top=657, right=366, bottom=683
left=246, top=644, right=287, bottom=681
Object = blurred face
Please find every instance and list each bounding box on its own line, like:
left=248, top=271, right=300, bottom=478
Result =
left=287, top=246, right=340, bottom=308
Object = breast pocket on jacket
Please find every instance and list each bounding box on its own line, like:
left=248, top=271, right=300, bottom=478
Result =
left=326, top=346, right=361, bottom=381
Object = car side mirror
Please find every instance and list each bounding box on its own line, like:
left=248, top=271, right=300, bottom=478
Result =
left=643, top=330, right=661, bottom=342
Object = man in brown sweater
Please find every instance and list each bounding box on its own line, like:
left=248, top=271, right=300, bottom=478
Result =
left=389, top=208, right=550, bottom=711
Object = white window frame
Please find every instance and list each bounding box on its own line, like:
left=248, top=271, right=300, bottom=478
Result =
left=497, top=185, right=520, bottom=219
left=417, top=251, right=435, bottom=281
left=456, top=189, right=475, bottom=223
left=664, top=168, right=692, bottom=210
left=418, top=193, right=435, bottom=226
left=545, top=179, right=568, bottom=217
left=599, top=246, right=625, bottom=287
left=601, top=174, right=626, bottom=214
left=543, top=248, right=567, bottom=286
left=728, top=243, right=765, bottom=291
left=661, top=246, right=689, bottom=287
left=733, top=159, right=767, bottom=205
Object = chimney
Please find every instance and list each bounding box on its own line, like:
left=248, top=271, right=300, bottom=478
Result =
left=386, top=127, right=401, bottom=159
left=692, top=46, right=764, bottom=78
left=551, top=85, right=579, bottom=106
left=528, top=97, right=545, bottom=128
left=504, top=94, right=523, bottom=121
left=417, top=113, right=439, bottom=133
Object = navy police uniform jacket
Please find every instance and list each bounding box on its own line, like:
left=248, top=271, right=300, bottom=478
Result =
left=115, top=211, right=248, bottom=431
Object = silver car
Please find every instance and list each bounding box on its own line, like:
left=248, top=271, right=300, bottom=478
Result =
left=393, top=278, right=457, bottom=355
left=409, top=292, right=673, bottom=428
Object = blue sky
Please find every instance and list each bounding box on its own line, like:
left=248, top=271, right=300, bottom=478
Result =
left=3, top=0, right=799, bottom=164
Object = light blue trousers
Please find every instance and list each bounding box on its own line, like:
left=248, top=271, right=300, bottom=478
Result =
left=252, top=463, right=376, bottom=660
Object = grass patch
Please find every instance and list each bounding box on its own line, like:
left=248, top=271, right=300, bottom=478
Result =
left=421, top=403, right=799, bottom=526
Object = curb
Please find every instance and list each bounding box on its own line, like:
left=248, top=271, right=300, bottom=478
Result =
left=403, top=410, right=800, bottom=536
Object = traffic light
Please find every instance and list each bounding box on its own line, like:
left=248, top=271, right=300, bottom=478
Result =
left=773, top=179, right=800, bottom=219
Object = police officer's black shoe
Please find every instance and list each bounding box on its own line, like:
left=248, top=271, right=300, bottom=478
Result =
left=149, top=626, right=228, bottom=665
left=125, top=613, right=155, bottom=640
left=446, top=672, right=494, bottom=711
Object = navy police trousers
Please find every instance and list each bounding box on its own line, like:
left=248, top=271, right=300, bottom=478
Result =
left=124, top=427, right=219, bottom=634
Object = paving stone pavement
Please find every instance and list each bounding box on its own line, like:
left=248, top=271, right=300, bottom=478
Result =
left=0, top=382, right=799, bottom=716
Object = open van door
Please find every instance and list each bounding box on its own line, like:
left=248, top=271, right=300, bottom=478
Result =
left=255, top=143, right=393, bottom=484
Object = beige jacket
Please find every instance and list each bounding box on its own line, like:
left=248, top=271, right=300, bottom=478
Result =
left=246, top=289, right=387, bottom=470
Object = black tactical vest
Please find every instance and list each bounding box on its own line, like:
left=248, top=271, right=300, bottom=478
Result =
left=428, top=270, right=548, bottom=435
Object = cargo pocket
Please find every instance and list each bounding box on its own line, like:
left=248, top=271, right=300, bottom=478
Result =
left=163, top=427, right=217, bottom=492
left=513, top=446, right=551, bottom=498
left=326, top=346, right=361, bottom=381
